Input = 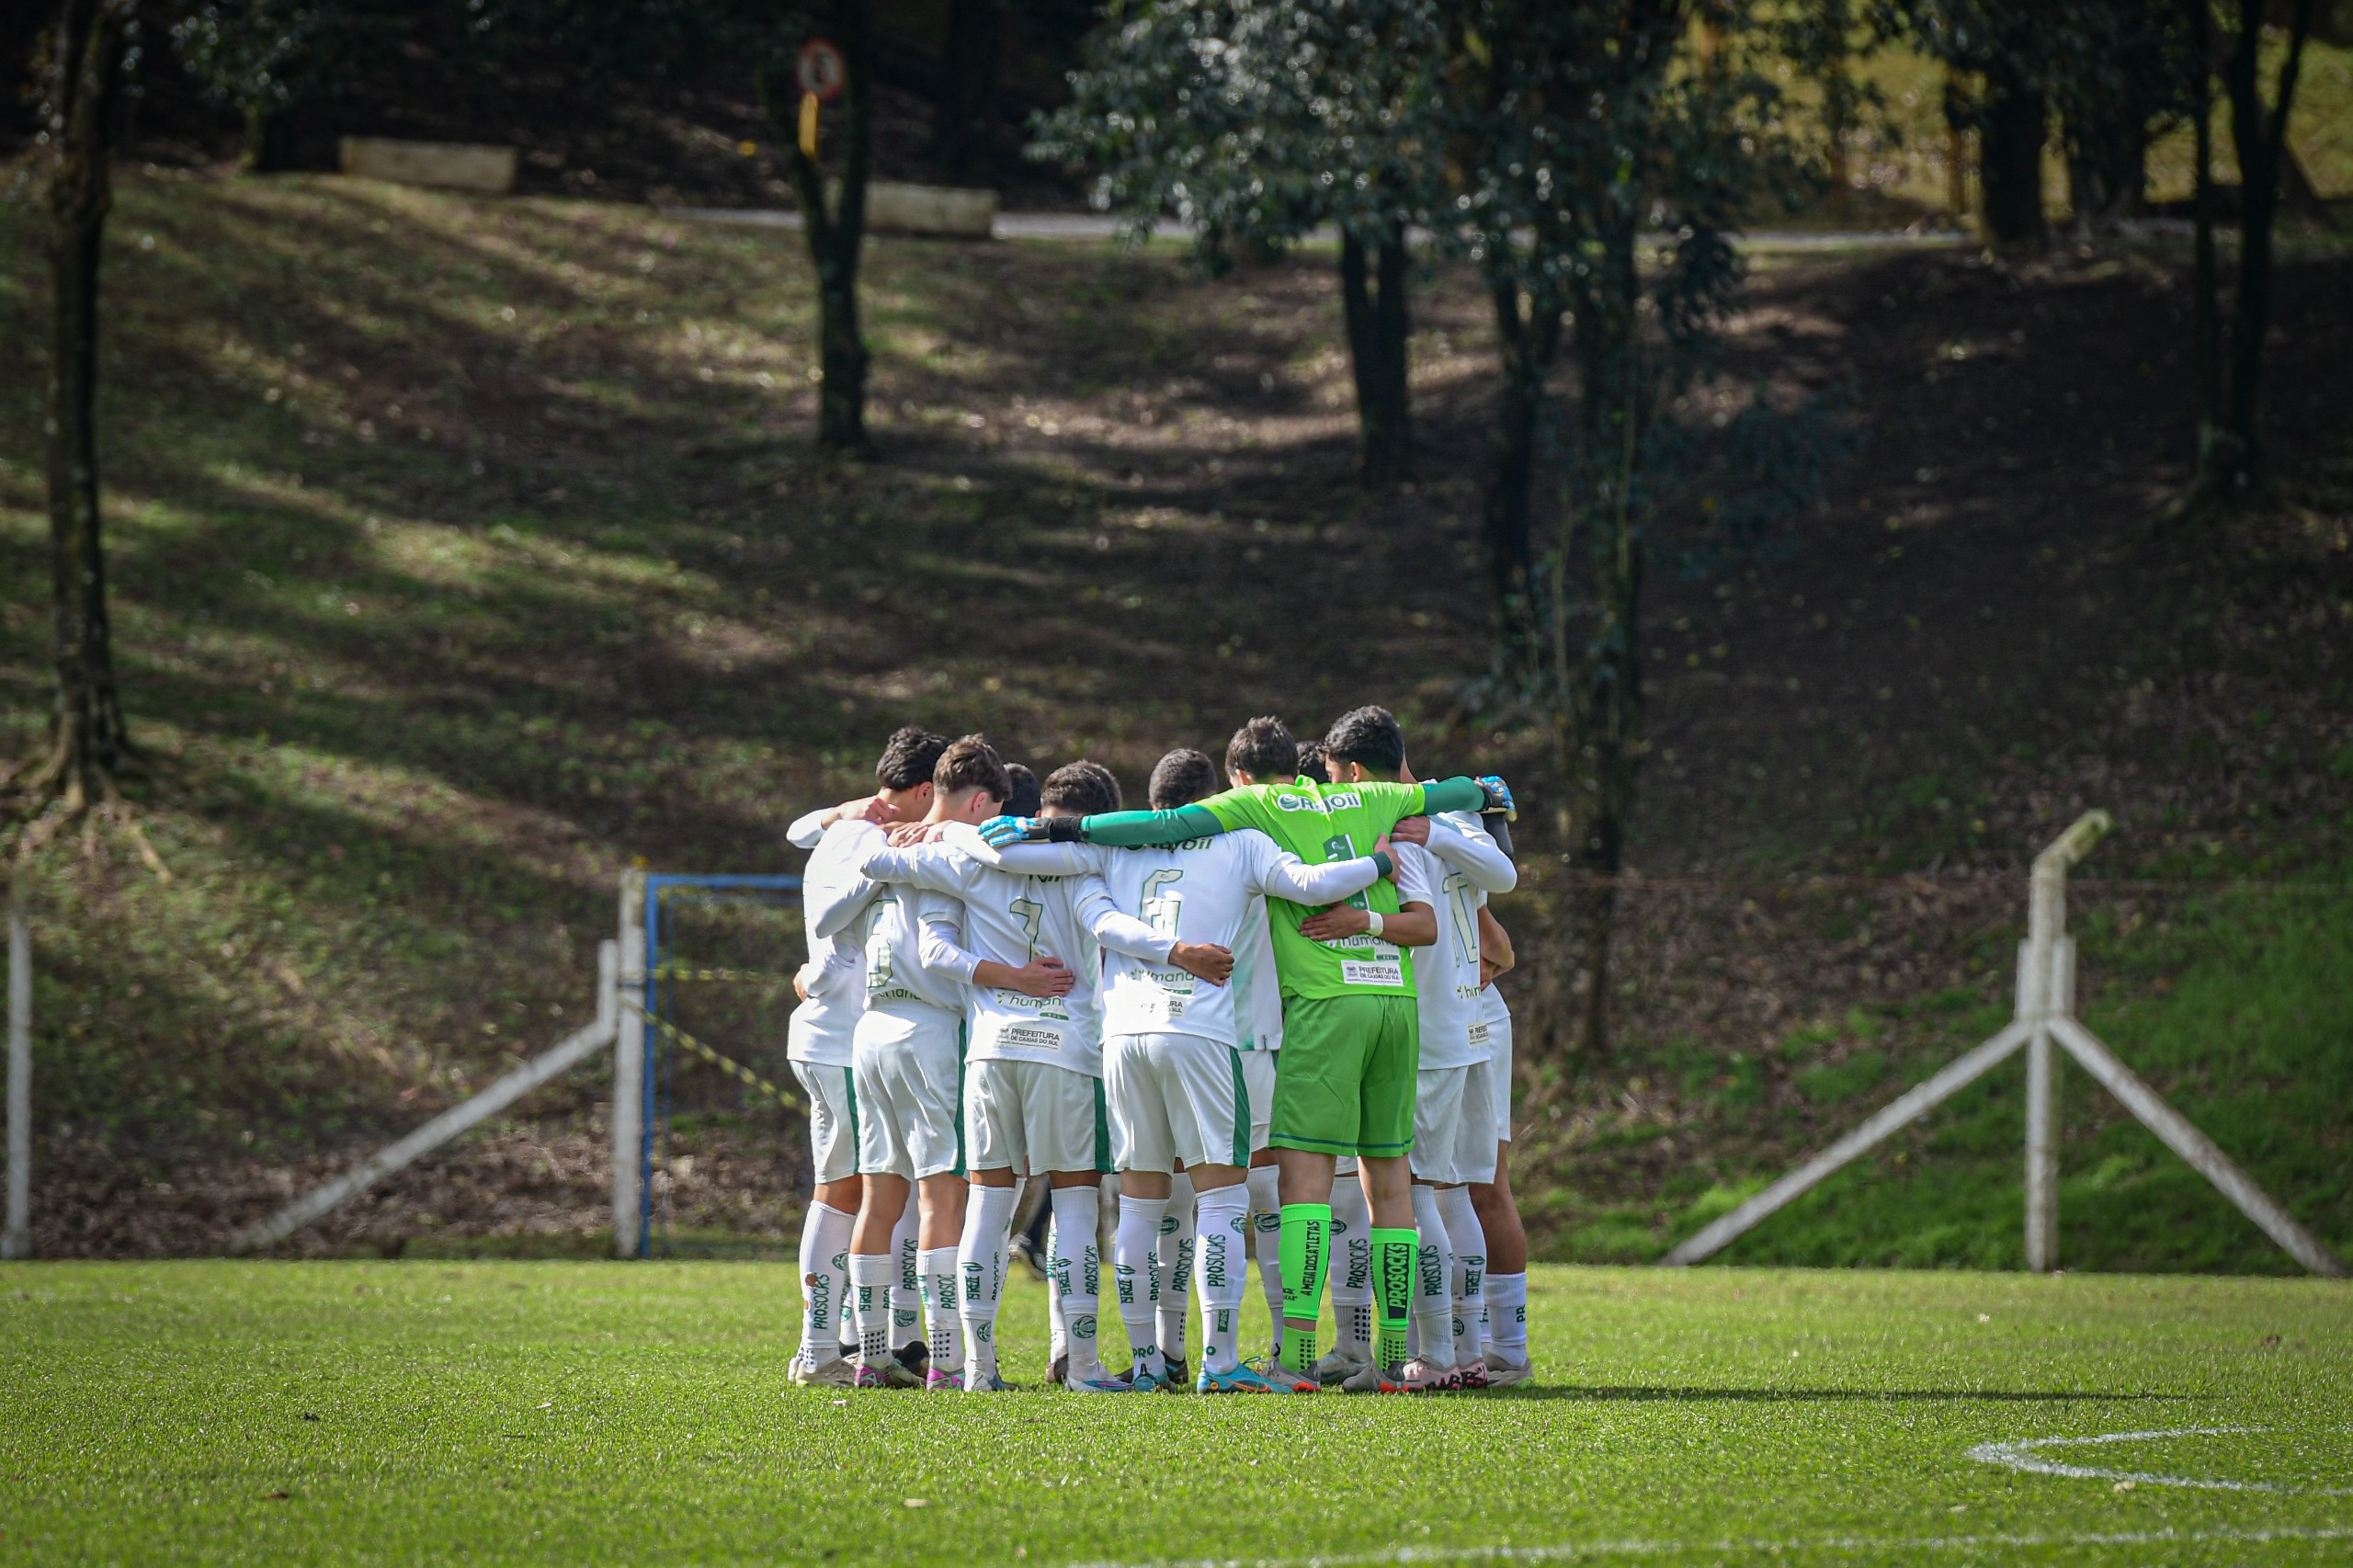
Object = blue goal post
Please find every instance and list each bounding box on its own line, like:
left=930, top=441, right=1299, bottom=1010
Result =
left=617, top=872, right=803, bottom=1259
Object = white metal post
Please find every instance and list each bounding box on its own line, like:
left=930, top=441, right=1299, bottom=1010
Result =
left=612, top=871, right=647, bottom=1259
left=4, top=905, right=28, bottom=1260
left=2022, top=812, right=2107, bottom=1272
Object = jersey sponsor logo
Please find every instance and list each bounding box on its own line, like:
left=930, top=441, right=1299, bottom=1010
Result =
left=999, top=1024, right=1064, bottom=1051
left=1341, top=958, right=1404, bottom=987
left=1455, top=983, right=1485, bottom=1002
left=1467, top=1020, right=1491, bottom=1049
left=1272, top=791, right=1330, bottom=815
left=1322, top=790, right=1364, bottom=812
left=993, top=989, right=1072, bottom=1021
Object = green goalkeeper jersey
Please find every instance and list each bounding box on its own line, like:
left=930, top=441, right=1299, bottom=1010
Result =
left=1199, top=778, right=1428, bottom=1002
left=1069, top=773, right=1489, bottom=1001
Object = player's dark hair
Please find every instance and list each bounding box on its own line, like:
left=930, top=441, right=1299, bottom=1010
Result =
left=934, top=735, right=1012, bottom=805
left=1041, top=760, right=1121, bottom=816
left=1294, top=741, right=1331, bottom=784
left=1004, top=762, right=1041, bottom=819
left=1324, top=705, right=1405, bottom=776
left=876, top=727, right=950, bottom=790
left=1225, top=716, right=1297, bottom=783
left=1148, top=748, right=1220, bottom=810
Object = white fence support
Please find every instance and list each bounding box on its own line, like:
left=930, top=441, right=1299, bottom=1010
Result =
left=1665, top=810, right=2347, bottom=1277
left=2051, top=1016, right=2346, bottom=1278
left=4, top=906, right=28, bottom=1260
left=611, top=871, right=647, bottom=1260
left=228, top=938, right=620, bottom=1254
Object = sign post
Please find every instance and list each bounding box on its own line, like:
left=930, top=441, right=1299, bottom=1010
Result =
left=797, top=38, right=846, bottom=160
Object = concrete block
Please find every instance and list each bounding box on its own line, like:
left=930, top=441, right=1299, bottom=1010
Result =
left=339, top=138, right=518, bottom=195
left=828, top=179, right=998, bottom=238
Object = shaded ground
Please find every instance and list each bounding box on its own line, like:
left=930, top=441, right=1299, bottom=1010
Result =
left=0, top=171, right=2347, bottom=1266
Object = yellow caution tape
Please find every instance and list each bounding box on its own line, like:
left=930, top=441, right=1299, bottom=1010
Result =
left=620, top=998, right=801, bottom=1111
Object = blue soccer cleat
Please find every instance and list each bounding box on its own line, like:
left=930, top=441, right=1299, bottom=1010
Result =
left=1199, top=1360, right=1318, bottom=1394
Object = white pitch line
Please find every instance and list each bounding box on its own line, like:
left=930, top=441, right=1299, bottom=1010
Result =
left=1062, top=1524, right=2353, bottom=1568
left=1968, top=1426, right=2353, bottom=1497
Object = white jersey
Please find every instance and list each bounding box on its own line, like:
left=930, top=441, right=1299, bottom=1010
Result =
left=1477, top=981, right=1510, bottom=1062
left=790, top=817, right=872, bottom=1065
left=861, top=828, right=1114, bottom=1075
left=809, top=819, right=967, bottom=1024
left=992, top=831, right=1385, bottom=1053
left=1400, top=811, right=1515, bottom=1072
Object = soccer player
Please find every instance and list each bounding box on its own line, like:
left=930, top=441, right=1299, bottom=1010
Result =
left=812, top=735, right=1010, bottom=1389
left=1320, top=708, right=1518, bottom=1392
left=788, top=727, right=947, bottom=1389
left=994, top=746, right=1396, bottom=1392
left=860, top=761, right=1138, bottom=1393
left=1470, top=905, right=1532, bottom=1386
left=982, top=716, right=1513, bottom=1392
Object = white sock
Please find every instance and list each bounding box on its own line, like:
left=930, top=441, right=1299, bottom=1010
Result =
left=1409, top=1184, right=1454, bottom=1371
left=1437, top=1187, right=1485, bottom=1369
left=1157, top=1171, right=1196, bottom=1362
left=918, top=1245, right=962, bottom=1373
left=890, top=1192, right=921, bottom=1346
left=1330, top=1176, right=1373, bottom=1357
left=1044, top=1216, right=1068, bottom=1362
left=1050, top=1186, right=1104, bottom=1382
left=1114, top=1193, right=1167, bottom=1381
left=1485, top=1271, right=1529, bottom=1358
left=1193, top=1183, right=1249, bottom=1375
left=1245, top=1165, right=1283, bottom=1356
left=848, top=1251, right=896, bottom=1367
left=797, top=1202, right=853, bottom=1368
left=957, top=1183, right=1017, bottom=1385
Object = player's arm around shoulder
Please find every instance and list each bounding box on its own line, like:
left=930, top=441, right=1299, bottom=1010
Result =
left=1424, top=810, right=1517, bottom=895
left=804, top=818, right=886, bottom=938
left=1244, top=828, right=1388, bottom=906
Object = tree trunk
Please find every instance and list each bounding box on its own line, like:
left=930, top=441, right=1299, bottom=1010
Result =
left=38, top=0, right=134, bottom=809
left=1558, top=235, right=1647, bottom=1059
left=1977, top=70, right=2047, bottom=250
left=1338, top=232, right=1413, bottom=486
left=927, top=0, right=1004, bottom=186
left=242, top=101, right=300, bottom=173
left=2197, top=0, right=2318, bottom=500
left=1480, top=276, right=1561, bottom=662
left=762, top=6, right=874, bottom=453
left=2064, top=109, right=2146, bottom=235
left=2189, top=0, right=2222, bottom=466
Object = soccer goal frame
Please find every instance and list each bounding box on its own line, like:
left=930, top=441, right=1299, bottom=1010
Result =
left=611, top=869, right=804, bottom=1259
left=1663, top=812, right=2347, bottom=1277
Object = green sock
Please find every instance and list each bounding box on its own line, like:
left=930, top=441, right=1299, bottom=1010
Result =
left=1371, top=1226, right=1416, bottom=1369
left=1278, top=1203, right=1330, bottom=1375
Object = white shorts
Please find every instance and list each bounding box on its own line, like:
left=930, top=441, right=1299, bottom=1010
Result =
left=1410, top=1062, right=1498, bottom=1187
left=964, top=1058, right=1108, bottom=1176
left=1242, top=1050, right=1277, bottom=1153
left=791, top=1061, right=860, bottom=1185
left=1486, top=1010, right=1514, bottom=1142
left=1107, top=1032, right=1258, bottom=1174
left=852, top=1008, right=965, bottom=1180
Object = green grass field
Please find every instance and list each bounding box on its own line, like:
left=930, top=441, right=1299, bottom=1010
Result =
left=2, top=1263, right=2347, bottom=1565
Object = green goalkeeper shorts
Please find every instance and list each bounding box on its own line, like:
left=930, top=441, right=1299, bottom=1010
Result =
left=1267, top=994, right=1420, bottom=1158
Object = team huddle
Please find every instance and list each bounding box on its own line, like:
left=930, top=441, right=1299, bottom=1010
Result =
left=782, top=708, right=1529, bottom=1393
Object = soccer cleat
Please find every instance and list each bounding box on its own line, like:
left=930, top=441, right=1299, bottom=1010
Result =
left=788, top=1356, right=859, bottom=1390
left=1126, top=1364, right=1176, bottom=1392
left=1242, top=1356, right=1321, bottom=1393
left=1339, top=1360, right=1410, bottom=1394
left=1045, top=1352, right=1069, bottom=1389
left=1199, top=1361, right=1316, bottom=1395
left=924, top=1368, right=965, bottom=1392
left=1482, top=1350, right=1533, bottom=1389
left=895, top=1340, right=931, bottom=1379
left=1453, top=1357, right=1490, bottom=1391
left=852, top=1361, right=898, bottom=1390
left=962, top=1369, right=1013, bottom=1393
left=1063, top=1374, right=1138, bottom=1393
left=1401, top=1358, right=1462, bottom=1392
left=1312, top=1347, right=1371, bottom=1388
left=1163, top=1355, right=1188, bottom=1387
left=1009, top=1233, right=1051, bottom=1282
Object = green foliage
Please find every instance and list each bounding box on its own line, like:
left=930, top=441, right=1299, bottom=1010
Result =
left=1033, top=0, right=1447, bottom=255
left=171, top=0, right=402, bottom=119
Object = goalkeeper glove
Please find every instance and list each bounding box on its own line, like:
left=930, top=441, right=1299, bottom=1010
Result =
left=1476, top=775, right=1517, bottom=820
left=978, top=814, right=1086, bottom=847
